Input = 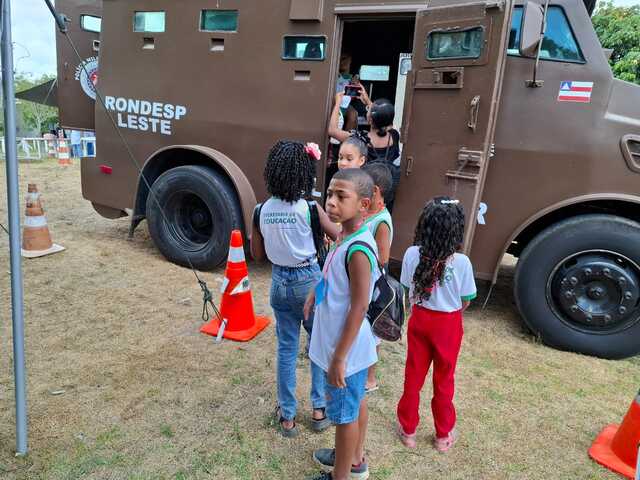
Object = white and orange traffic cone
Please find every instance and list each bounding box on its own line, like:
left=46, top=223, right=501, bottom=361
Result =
left=589, top=390, right=640, bottom=479
left=21, top=184, right=65, bottom=258
left=57, top=137, right=71, bottom=166
left=200, top=230, right=270, bottom=342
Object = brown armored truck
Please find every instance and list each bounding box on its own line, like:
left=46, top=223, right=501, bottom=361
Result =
left=55, top=0, right=640, bottom=359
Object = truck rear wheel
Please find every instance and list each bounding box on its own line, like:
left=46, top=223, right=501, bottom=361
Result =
left=146, top=165, right=242, bottom=270
left=514, top=214, right=640, bottom=359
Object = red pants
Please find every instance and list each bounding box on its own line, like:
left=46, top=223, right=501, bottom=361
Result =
left=397, top=305, right=463, bottom=438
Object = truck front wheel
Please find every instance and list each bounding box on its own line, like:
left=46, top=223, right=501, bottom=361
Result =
left=514, top=214, right=640, bottom=359
left=146, top=165, right=242, bottom=270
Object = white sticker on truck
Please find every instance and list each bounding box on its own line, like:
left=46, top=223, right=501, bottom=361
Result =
left=104, top=96, right=188, bottom=135
left=478, top=202, right=488, bottom=225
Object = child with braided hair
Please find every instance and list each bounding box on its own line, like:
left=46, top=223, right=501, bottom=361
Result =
left=251, top=140, right=339, bottom=438
left=396, top=197, right=477, bottom=452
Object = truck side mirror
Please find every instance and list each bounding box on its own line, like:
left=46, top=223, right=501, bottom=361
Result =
left=519, top=1, right=545, bottom=58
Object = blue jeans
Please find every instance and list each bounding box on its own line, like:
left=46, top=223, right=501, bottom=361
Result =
left=271, top=263, right=326, bottom=421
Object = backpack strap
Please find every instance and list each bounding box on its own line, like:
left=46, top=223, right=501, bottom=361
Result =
left=306, top=200, right=324, bottom=256
left=344, top=240, right=380, bottom=279
left=252, top=202, right=264, bottom=236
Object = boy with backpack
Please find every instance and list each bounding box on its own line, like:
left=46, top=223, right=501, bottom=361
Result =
left=305, top=168, right=379, bottom=480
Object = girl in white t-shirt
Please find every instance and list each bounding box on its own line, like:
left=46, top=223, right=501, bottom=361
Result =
left=251, top=140, right=339, bottom=438
left=396, top=197, right=477, bottom=453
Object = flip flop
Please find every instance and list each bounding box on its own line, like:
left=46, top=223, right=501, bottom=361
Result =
left=365, top=384, right=379, bottom=394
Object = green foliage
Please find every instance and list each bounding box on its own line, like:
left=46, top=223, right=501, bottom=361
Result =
left=592, top=1, right=640, bottom=85
left=14, top=73, right=59, bottom=135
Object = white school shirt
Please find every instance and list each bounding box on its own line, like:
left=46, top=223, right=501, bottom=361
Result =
left=309, top=226, right=379, bottom=376
left=259, top=197, right=316, bottom=267
left=400, top=246, right=477, bottom=312
left=365, top=208, right=394, bottom=245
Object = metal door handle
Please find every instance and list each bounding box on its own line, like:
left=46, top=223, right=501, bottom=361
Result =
left=621, top=134, right=640, bottom=173
left=468, top=95, right=480, bottom=132
left=406, top=156, right=414, bottom=176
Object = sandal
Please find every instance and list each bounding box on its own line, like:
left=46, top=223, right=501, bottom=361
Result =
left=365, top=384, right=379, bottom=394
left=396, top=422, right=417, bottom=449
left=274, top=406, right=299, bottom=438
left=311, top=408, right=332, bottom=433
left=434, top=429, right=457, bottom=453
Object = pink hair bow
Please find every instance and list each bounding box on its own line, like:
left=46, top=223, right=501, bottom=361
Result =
left=304, top=142, right=322, bottom=161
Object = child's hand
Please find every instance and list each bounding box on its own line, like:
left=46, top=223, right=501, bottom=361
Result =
left=303, top=290, right=315, bottom=320
left=328, top=357, right=346, bottom=388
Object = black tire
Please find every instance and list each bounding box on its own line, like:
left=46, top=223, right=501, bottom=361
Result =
left=514, top=214, right=640, bottom=359
left=146, top=165, right=243, bottom=270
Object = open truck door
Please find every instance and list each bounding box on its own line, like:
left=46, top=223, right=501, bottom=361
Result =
left=56, top=0, right=102, bottom=130
left=394, top=0, right=513, bottom=256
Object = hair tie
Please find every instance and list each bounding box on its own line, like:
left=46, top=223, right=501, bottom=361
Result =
left=439, top=199, right=460, bottom=205
left=304, top=142, right=322, bottom=161
left=350, top=130, right=371, bottom=146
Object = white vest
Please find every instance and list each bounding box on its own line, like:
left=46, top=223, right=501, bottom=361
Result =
left=309, top=226, right=379, bottom=376
left=259, top=197, right=316, bottom=267
left=365, top=207, right=394, bottom=245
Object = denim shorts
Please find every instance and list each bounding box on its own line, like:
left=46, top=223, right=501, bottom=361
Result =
left=325, top=367, right=368, bottom=425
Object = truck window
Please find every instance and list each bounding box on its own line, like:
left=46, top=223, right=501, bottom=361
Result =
left=80, top=15, right=101, bottom=33
left=134, top=11, right=166, bottom=33
left=507, top=6, right=584, bottom=63
left=426, top=27, right=484, bottom=60
left=200, top=10, right=239, bottom=32
left=282, top=36, right=325, bottom=60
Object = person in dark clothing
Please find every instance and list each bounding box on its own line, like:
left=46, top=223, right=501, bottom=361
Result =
left=328, top=95, right=401, bottom=211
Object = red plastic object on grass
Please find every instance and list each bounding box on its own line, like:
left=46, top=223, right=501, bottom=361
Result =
left=589, top=391, right=640, bottom=479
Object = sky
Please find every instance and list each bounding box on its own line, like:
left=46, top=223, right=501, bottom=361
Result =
left=10, top=0, right=640, bottom=79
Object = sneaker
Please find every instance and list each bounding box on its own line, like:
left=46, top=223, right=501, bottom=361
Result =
left=434, top=429, right=457, bottom=453
left=313, top=448, right=369, bottom=479
left=309, top=473, right=333, bottom=480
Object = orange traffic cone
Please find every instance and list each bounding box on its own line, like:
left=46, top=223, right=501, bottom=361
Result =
left=57, top=138, right=71, bottom=166
left=21, top=184, right=65, bottom=258
left=200, top=230, right=270, bottom=342
left=589, top=390, right=640, bottom=479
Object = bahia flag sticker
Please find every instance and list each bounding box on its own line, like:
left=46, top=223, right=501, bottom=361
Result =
left=558, top=81, right=594, bottom=103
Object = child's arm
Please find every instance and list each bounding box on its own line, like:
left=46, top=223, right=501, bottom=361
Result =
left=250, top=221, right=266, bottom=262
left=462, top=300, right=470, bottom=312
left=303, top=288, right=316, bottom=321
left=328, top=251, right=372, bottom=388
left=374, top=223, right=391, bottom=266
left=328, top=93, right=351, bottom=143
left=316, top=204, right=340, bottom=241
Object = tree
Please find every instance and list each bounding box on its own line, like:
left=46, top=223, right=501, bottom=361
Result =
left=14, top=74, right=59, bottom=136
left=592, top=1, right=640, bottom=85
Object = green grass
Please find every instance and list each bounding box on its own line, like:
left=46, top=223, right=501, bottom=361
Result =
left=160, top=424, right=174, bottom=439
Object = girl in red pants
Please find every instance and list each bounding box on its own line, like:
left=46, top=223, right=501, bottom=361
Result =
left=396, top=197, right=476, bottom=453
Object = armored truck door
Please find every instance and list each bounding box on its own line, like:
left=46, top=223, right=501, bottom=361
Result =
left=394, top=0, right=512, bottom=255
left=56, top=0, right=102, bottom=130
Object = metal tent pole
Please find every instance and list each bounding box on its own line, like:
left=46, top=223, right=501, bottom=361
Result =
left=1, top=0, right=28, bottom=455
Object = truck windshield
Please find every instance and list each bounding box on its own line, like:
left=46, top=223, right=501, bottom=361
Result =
left=508, top=6, right=584, bottom=63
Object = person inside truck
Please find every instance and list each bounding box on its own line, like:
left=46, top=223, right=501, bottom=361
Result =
left=337, top=134, right=368, bottom=170
left=328, top=95, right=401, bottom=211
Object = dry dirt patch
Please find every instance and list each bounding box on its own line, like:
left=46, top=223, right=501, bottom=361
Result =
left=0, top=159, right=638, bottom=479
